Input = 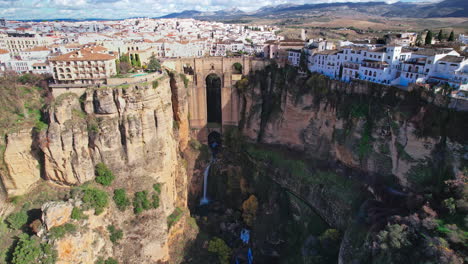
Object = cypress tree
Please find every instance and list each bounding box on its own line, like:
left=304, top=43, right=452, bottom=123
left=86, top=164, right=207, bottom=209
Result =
left=425, top=31, right=433, bottom=45
left=437, top=29, right=443, bottom=41
left=448, top=30, right=455, bottom=42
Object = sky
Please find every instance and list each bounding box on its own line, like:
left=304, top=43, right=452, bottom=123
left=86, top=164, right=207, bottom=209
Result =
left=0, top=0, right=434, bottom=20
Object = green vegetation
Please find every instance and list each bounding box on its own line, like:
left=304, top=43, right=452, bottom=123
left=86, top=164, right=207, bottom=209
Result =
left=425, top=30, right=433, bottom=45
left=71, top=207, right=87, bottom=220
left=147, top=55, right=161, bottom=72
left=207, top=237, right=232, bottom=264
left=167, top=207, right=183, bottom=228
left=133, top=191, right=151, bottom=214
left=49, top=223, right=77, bottom=239
left=448, top=30, right=454, bottom=42
left=95, top=163, right=115, bottom=186
left=179, top=73, right=189, bottom=88
left=437, top=29, right=444, bottom=42
left=10, top=234, right=57, bottom=264
left=0, top=74, right=47, bottom=174
left=96, top=257, right=118, bottom=264
left=82, top=187, right=109, bottom=215
left=113, top=189, right=130, bottom=211
left=247, top=144, right=362, bottom=206
left=232, top=62, right=243, bottom=73
left=6, top=210, right=28, bottom=230
left=152, top=80, right=158, bottom=89
left=153, top=183, right=162, bottom=194
left=107, top=225, right=123, bottom=244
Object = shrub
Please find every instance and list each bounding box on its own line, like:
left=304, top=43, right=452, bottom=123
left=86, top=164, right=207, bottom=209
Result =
left=179, top=73, right=189, bottom=88
left=151, top=193, right=160, bottom=209
left=95, top=163, right=115, bottom=186
left=152, top=80, right=158, bottom=89
left=189, top=139, right=202, bottom=150
left=113, top=189, right=130, bottom=211
left=133, top=191, right=151, bottom=214
left=82, top=188, right=109, bottom=215
left=6, top=210, right=28, bottom=230
left=49, top=223, right=77, bottom=239
left=11, top=234, right=57, bottom=264
left=208, top=237, right=232, bottom=264
left=153, top=183, right=162, bottom=194
left=167, top=207, right=183, bottom=228
left=107, top=225, right=123, bottom=244
left=105, top=258, right=118, bottom=264
left=71, top=207, right=87, bottom=220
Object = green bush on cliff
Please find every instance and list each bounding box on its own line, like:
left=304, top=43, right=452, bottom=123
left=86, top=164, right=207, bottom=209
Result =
left=208, top=237, right=232, bottom=264
left=10, top=233, right=57, bottom=264
left=113, top=189, right=130, bottom=211
left=167, top=207, right=183, bottom=228
left=82, top=188, right=109, bottom=215
left=133, top=191, right=151, bottom=214
left=107, top=225, right=123, bottom=244
left=71, top=207, right=87, bottom=220
left=49, top=223, right=77, bottom=239
left=6, top=210, right=28, bottom=230
left=96, top=257, right=118, bottom=264
left=95, top=163, right=115, bottom=186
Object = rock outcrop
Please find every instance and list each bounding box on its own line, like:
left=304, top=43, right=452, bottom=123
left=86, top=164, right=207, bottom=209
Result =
left=42, top=201, right=73, bottom=230
left=2, top=129, right=41, bottom=196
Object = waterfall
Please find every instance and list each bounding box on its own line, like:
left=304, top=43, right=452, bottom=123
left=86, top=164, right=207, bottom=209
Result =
left=200, top=161, right=212, bottom=205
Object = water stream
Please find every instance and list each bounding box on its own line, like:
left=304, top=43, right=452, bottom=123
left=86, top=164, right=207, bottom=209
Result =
left=200, top=160, right=212, bottom=205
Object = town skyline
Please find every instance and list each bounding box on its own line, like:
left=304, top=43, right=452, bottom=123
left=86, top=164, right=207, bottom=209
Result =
left=1, top=0, right=435, bottom=20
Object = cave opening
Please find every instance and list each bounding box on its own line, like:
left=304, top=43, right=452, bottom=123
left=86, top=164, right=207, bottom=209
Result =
left=206, top=73, right=222, bottom=124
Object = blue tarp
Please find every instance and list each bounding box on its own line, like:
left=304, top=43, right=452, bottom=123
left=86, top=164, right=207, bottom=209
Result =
left=240, top=229, right=250, bottom=244
left=248, top=248, right=253, bottom=264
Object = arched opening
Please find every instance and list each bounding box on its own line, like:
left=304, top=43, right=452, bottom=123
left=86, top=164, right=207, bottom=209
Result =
left=206, top=73, right=222, bottom=124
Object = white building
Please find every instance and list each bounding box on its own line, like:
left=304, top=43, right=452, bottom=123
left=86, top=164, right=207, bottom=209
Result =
left=287, top=49, right=301, bottom=67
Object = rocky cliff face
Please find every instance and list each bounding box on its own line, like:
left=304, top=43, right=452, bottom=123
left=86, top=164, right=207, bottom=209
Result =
left=0, top=73, right=191, bottom=263
left=242, top=68, right=467, bottom=192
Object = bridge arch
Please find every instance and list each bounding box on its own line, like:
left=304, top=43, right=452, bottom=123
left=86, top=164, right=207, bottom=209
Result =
left=163, top=57, right=269, bottom=141
left=206, top=73, right=222, bottom=124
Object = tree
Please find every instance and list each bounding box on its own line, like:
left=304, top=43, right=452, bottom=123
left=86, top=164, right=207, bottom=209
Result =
left=11, top=234, right=57, bottom=264
left=299, top=50, right=309, bottom=73
left=6, top=211, right=28, bottom=230
left=448, top=30, right=455, bottom=42
left=437, top=29, right=444, bottom=41
left=233, top=62, right=242, bottom=73
left=147, top=55, right=161, bottom=72
left=425, top=31, right=433, bottom=45
left=208, top=237, right=232, bottom=264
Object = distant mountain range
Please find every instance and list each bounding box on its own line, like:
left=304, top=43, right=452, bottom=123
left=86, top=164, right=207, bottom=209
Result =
left=157, top=0, right=467, bottom=20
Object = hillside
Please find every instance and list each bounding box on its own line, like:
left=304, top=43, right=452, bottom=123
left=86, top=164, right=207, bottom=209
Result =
left=157, top=0, right=467, bottom=20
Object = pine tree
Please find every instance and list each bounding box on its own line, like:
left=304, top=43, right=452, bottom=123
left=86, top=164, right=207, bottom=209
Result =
left=437, top=29, right=443, bottom=41
left=448, top=30, right=455, bottom=42
left=425, top=31, right=433, bottom=45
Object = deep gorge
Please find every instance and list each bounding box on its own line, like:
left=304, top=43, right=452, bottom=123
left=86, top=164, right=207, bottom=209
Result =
left=0, top=65, right=467, bottom=264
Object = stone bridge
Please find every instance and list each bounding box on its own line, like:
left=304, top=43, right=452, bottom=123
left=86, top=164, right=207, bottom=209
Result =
left=163, top=56, right=268, bottom=139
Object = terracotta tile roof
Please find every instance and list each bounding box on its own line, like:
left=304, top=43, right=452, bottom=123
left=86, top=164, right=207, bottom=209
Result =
left=0, top=49, right=9, bottom=54
left=49, top=49, right=115, bottom=62
left=23, top=46, right=50, bottom=52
